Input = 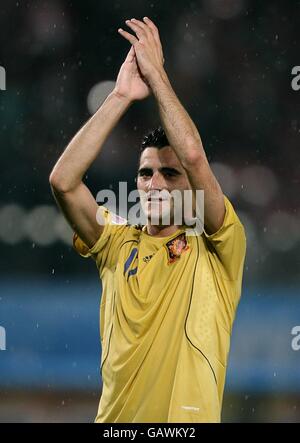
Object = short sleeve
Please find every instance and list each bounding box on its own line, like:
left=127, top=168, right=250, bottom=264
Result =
left=203, top=195, right=246, bottom=282
left=73, top=206, right=129, bottom=272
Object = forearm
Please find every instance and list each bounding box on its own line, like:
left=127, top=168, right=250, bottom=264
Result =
left=50, top=91, right=131, bottom=192
left=150, top=70, right=225, bottom=232
left=149, top=70, right=206, bottom=168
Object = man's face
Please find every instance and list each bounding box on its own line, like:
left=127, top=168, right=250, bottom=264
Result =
left=137, top=146, right=191, bottom=226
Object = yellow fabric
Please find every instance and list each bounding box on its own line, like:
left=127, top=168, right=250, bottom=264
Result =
left=73, top=195, right=246, bottom=423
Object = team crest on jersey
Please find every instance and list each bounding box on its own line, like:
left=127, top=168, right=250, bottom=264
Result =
left=165, top=233, right=189, bottom=264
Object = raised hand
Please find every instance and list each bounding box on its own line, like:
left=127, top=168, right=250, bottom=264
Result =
left=118, top=17, right=165, bottom=86
left=113, top=45, right=151, bottom=102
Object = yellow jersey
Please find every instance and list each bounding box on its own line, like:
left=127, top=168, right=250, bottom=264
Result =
left=73, top=195, right=246, bottom=423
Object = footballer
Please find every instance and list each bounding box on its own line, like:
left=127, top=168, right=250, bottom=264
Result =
left=50, top=17, right=246, bottom=423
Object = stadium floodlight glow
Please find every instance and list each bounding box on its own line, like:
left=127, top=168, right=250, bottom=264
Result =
left=263, top=212, right=300, bottom=252
left=54, top=213, right=73, bottom=245
left=0, top=204, right=26, bottom=244
left=238, top=165, right=278, bottom=206
left=203, top=0, right=246, bottom=20
left=87, top=80, right=116, bottom=115
left=25, top=205, right=58, bottom=246
left=211, top=162, right=238, bottom=198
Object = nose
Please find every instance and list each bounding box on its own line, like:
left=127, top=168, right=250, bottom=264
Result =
left=149, top=171, right=165, bottom=191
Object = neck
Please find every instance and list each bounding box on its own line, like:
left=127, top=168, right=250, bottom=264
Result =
left=146, top=223, right=181, bottom=238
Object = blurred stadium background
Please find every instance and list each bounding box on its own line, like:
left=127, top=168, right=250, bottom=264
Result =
left=0, top=0, right=300, bottom=422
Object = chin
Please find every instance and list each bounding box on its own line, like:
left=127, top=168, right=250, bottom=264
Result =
left=148, top=209, right=173, bottom=227
left=140, top=200, right=173, bottom=226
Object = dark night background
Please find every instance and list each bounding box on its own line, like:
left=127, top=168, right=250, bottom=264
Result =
left=0, top=0, right=299, bottom=422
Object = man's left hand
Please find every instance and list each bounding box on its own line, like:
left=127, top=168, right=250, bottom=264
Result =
left=118, top=17, right=165, bottom=84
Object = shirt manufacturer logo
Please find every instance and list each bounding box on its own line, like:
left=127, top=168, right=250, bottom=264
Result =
left=142, top=254, right=154, bottom=263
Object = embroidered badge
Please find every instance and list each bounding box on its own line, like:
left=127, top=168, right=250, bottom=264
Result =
left=165, top=233, right=189, bottom=264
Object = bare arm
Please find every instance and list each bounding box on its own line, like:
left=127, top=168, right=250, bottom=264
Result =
left=50, top=92, right=130, bottom=248
left=50, top=46, right=150, bottom=248
left=150, top=71, right=225, bottom=234
left=119, top=18, right=225, bottom=234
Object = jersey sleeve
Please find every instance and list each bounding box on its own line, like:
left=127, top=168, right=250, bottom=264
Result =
left=203, top=195, right=247, bottom=330
left=73, top=206, right=129, bottom=273
left=203, top=195, right=247, bottom=282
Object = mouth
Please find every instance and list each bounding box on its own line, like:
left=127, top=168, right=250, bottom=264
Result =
left=147, top=197, right=165, bottom=202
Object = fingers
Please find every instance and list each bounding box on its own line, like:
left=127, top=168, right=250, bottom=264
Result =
left=125, top=19, right=151, bottom=42
left=119, top=17, right=164, bottom=62
left=122, top=18, right=159, bottom=43
left=143, top=17, right=164, bottom=64
left=118, top=28, right=138, bottom=45
left=131, top=17, right=159, bottom=38
left=130, top=18, right=148, bottom=32
left=143, top=17, right=160, bottom=42
left=125, top=45, right=135, bottom=63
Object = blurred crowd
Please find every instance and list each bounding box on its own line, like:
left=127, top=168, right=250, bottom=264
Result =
left=0, top=0, right=299, bottom=284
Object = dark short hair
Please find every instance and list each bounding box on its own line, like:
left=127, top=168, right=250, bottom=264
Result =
left=141, top=126, right=170, bottom=152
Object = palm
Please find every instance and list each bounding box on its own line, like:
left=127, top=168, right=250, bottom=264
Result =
left=115, top=47, right=151, bottom=101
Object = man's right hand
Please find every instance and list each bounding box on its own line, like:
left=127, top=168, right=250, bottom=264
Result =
left=113, top=46, right=151, bottom=102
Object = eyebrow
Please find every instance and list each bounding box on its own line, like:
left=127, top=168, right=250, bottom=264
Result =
left=138, top=167, right=181, bottom=176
